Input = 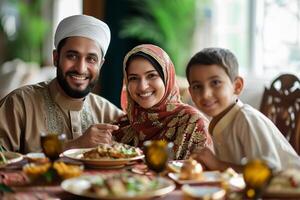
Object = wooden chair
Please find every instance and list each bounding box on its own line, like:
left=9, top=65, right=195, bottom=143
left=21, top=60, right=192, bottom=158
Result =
left=259, top=74, right=300, bottom=154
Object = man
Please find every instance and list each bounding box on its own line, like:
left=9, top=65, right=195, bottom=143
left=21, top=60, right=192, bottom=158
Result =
left=0, top=15, right=124, bottom=154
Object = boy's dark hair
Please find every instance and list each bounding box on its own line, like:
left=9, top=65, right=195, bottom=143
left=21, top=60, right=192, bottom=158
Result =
left=186, top=47, right=239, bottom=82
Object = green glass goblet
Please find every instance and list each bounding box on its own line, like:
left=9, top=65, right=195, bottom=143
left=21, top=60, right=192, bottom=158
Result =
left=143, top=140, right=174, bottom=175
left=40, top=132, right=66, bottom=161
left=243, top=159, right=273, bottom=200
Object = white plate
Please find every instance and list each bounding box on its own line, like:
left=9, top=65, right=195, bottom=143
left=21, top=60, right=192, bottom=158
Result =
left=26, top=152, right=46, bottom=159
left=0, top=151, right=23, bottom=168
left=61, top=174, right=175, bottom=200
left=228, top=175, right=245, bottom=191
left=182, top=185, right=226, bottom=199
left=168, top=171, right=222, bottom=184
left=167, top=160, right=186, bottom=173
left=62, top=148, right=144, bottom=168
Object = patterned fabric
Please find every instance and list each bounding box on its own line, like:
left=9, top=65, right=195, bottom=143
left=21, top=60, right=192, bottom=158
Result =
left=43, top=88, right=95, bottom=134
left=114, top=44, right=213, bottom=159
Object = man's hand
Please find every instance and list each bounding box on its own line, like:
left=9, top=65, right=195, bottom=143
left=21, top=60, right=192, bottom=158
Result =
left=64, top=123, right=119, bottom=149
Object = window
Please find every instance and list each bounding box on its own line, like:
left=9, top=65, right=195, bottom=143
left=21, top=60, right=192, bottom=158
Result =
left=204, top=0, right=300, bottom=78
left=254, top=0, right=300, bottom=76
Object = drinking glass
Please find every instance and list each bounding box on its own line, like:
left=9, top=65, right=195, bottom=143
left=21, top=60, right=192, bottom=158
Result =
left=243, top=159, right=273, bottom=200
left=40, top=132, right=66, bottom=161
left=143, top=140, right=174, bottom=175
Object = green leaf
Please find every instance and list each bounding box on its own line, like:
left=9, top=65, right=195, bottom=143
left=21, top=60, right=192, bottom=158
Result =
left=120, top=0, right=211, bottom=75
left=1, top=0, right=49, bottom=64
left=0, top=183, right=14, bottom=193
left=42, top=168, right=57, bottom=183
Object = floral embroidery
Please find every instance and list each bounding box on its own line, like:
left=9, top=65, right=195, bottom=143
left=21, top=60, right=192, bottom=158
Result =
left=186, top=123, right=196, bottom=136
left=166, top=104, right=176, bottom=111
left=43, top=88, right=64, bottom=134
left=148, top=113, right=159, bottom=120
left=81, top=102, right=94, bottom=133
left=190, top=114, right=199, bottom=123
left=178, top=114, right=189, bottom=126
left=165, top=127, right=176, bottom=139
left=167, top=117, right=178, bottom=127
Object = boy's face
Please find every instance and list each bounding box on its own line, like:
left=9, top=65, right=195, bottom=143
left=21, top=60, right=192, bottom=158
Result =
left=188, top=64, right=243, bottom=117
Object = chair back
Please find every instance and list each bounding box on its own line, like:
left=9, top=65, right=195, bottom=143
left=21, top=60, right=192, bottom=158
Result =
left=259, top=74, right=300, bottom=154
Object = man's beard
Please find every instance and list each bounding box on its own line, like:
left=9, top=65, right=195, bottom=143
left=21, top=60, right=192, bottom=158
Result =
left=56, top=66, right=98, bottom=99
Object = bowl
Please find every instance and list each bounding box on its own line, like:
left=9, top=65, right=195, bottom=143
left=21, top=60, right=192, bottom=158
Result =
left=23, top=161, right=83, bottom=183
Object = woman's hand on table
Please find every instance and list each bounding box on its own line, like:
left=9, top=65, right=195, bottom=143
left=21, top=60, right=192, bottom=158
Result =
left=64, top=123, right=119, bottom=149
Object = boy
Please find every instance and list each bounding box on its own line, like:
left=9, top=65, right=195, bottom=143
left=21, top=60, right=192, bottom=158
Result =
left=186, top=47, right=300, bottom=172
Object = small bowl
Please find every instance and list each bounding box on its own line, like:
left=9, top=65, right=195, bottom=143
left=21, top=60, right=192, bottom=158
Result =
left=23, top=161, right=83, bottom=183
left=182, top=185, right=226, bottom=200
left=23, top=162, right=52, bottom=182
left=53, top=161, right=84, bottom=180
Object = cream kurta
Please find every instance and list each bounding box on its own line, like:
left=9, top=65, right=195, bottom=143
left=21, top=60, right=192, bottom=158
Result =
left=212, top=100, right=300, bottom=172
left=0, top=79, right=124, bottom=153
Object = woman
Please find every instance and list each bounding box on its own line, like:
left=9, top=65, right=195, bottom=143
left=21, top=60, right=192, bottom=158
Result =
left=114, top=44, right=213, bottom=159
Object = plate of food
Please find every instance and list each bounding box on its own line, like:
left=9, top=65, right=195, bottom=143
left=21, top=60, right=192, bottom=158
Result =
left=168, top=158, right=221, bottom=184
left=265, top=168, right=300, bottom=198
left=61, top=173, right=175, bottom=200
left=62, top=142, right=144, bottom=168
left=0, top=151, right=23, bottom=168
left=168, top=159, right=245, bottom=191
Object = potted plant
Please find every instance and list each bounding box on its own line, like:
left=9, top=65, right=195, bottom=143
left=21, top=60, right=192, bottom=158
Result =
left=119, top=0, right=211, bottom=76
left=0, top=0, right=48, bottom=65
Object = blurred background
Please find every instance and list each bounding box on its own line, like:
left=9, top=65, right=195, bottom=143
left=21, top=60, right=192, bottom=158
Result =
left=0, top=0, right=299, bottom=109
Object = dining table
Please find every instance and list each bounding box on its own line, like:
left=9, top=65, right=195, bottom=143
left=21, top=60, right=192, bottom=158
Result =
left=0, top=157, right=181, bottom=200
left=0, top=155, right=299, bottom=200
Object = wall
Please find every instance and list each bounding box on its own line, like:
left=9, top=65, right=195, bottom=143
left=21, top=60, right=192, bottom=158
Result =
left=239, top=76, right=270, bottom=110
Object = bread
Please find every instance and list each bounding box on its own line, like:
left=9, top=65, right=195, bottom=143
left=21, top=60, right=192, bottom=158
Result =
left=179, top=158, right=203, bottom=180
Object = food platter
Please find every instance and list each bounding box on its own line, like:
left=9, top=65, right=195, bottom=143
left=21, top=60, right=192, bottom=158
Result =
left=167, top=160, right=221, bottom=184
left=167, top=160, right=245, bottom=191
left=264, top=168, right=300, bottom=198
left=62, top=148, right=144, bottom=168
left=0, top=151, right=23, bottom=168
left=61, top=173, right=175, bottom=199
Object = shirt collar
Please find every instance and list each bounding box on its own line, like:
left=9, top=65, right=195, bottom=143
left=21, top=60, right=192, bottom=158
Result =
left=49, top=78, right=85, bottom=111
left=212, top=99, right=244, bottom=138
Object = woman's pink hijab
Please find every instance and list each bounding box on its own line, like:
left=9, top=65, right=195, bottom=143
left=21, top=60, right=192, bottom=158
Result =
left=114, top=44, right=212, bottom=159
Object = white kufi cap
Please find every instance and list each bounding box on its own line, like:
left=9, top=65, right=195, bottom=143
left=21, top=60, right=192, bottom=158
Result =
left=54, top=15, right=111, bottom=56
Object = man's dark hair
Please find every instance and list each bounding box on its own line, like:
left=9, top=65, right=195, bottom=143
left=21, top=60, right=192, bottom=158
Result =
left=56, top=38, right=68, bottom=56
